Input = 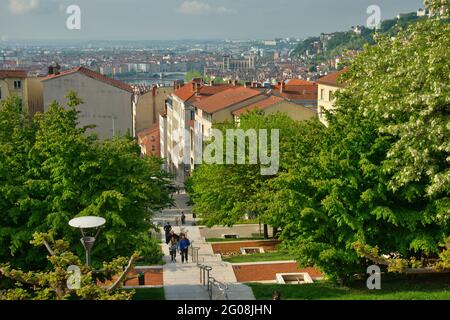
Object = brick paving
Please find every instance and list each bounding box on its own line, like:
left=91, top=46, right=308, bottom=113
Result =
left=124, top=269, right=164, bottom=286
left=211, top=240, right=281, bottom=255
left=232, top=263, right=323, bottom=282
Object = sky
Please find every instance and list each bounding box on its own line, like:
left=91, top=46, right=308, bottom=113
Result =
left=0, top=0, right=425, bottom=41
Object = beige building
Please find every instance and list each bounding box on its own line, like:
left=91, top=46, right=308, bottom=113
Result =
left=317, top=69, right=346, bottom=126
left=0, top=70, right=44, bottom=117
left=161, top=79, right=237, bottom=182
left=0, top=70, right=28, bottom=110
left=26, top=76, right=44, bottom=116
left=135, top=85, right=173, bottom=132
left=43, top=67, right=135, bottom=140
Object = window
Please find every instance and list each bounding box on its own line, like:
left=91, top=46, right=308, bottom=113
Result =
left=320, top=89, right=324, bottom=100
left=329, top=91, right=334, bottom=102
left=14, top=80, right=21, bottom=90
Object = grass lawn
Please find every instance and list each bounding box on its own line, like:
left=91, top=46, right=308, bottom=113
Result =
left=223, top=251, right=295, bottom=263
left=130, top=288, right=165, bottom=300
left=248, top=273, right=450, bottom=300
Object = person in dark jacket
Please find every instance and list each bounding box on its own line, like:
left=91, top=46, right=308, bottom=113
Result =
left=164, top=222, right=172, bottom=244
left=178, top=234, right=191, bottom=263
left=181, top=212, right=186, bottom=225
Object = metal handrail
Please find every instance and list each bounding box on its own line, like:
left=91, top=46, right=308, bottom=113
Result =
left=208, top=277, right=229, bottom=300
left=191, top=246, right=200, bottom=264
left=197, top=264, right=229, bottom=300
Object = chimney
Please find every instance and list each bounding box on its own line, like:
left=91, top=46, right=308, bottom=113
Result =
left=192, top=82, right=196, bottom=92
left=48, top=65, right=54, bottom=76
left=173, top=80, right=178, bottom=90
left=152, top=85, right=157, bottom=97
left=280, top=81, right=286, bottom=93
left=54, top=62, right=61, bottom=75
left=196, top=82, right=201, bottom=96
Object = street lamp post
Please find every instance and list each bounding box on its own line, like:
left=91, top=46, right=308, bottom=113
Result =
left=69, top=216, right=106, bottom=267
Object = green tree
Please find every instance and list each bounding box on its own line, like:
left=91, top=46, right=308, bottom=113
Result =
left=185, top=70, right=204, bottom=82
left=0, top=233, right=138, bottom=300
left=0, top=93, right=172, bottom=270
left=279, top=11, right=449, bottom=281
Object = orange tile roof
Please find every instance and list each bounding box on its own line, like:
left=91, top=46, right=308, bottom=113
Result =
left=43, top=67, right=133, bottom=93
left=316, top=68, right=348, bottom=87
left=137, top=123, right=160, bottom=140
left=272, top=79, right=318, bottom=102
left=233, top=95, right=284, bottom=116
left=0, top=70, right=27, bottom=79
left=286, top=79, right=316, bottom=86
left=174, top=81, right=236, bottom=103
left=193, top=87, right=262, bottom=114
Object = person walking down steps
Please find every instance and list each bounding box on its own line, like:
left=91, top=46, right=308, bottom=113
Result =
left=179, top=233, right=191, bottom=264
left=169, top=237, right=178, bottom=263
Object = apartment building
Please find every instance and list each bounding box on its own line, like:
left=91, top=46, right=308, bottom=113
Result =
left=161, top=77, right=321, bottom=181
left=134, top=84, right=174, bottom=132
left=0, top=70, right=27, bottom=106
left=162, top=79, right=236, bottom=181
left=137, top=123, right=160, bottom=157
left=272, top=79, right=318, bottom=106
left=317, top=69, right=347, bottom=126
left=43, top=67, right=135, bottom=140
left=0, top=70, right=44, bottom=117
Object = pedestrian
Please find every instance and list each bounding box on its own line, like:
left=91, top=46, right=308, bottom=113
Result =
left=169, top=237, right=178, bottom=262
left=181, top=212, right=186, bottom=225
left=179, top=234, right=191, bottom=264
left=164, top=222, right=172, bottom=244
left=272, top=291, right=281, bottom=300
left=175, top=216, right=180, bottom=226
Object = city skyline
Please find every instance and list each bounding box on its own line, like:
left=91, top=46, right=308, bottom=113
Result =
left=0, top=0, right=424, bottom=41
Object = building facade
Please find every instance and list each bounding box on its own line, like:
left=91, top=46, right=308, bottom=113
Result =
left=134, top=84, right=174, bottom=132
left=43, top=67, right=135, bottom=140
left=317, top=69, right=346, bottom=126
left=0, top=70, right=28, bottom=110
left=137, top=123, right=160, bottom=157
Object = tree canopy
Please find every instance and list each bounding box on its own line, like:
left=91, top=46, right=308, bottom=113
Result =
left=0, top=93, right=172, bottom=270
left=0, top=233, right=139, bottom=300
left=188, top=6, right=449, bottom=282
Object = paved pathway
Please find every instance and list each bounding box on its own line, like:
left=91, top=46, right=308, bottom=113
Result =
left=154, top=192, right=255, bottom=300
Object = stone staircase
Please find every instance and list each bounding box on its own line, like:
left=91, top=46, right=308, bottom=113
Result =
left=161, top=225, right=255, bottom=300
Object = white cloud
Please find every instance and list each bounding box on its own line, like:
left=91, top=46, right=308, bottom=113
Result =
left=8, top=0, right=40, bottom=14
left=178, top=1, right=234, bottom=15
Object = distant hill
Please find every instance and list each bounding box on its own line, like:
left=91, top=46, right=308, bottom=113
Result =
left=293, top=12, right=425, bottom=59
